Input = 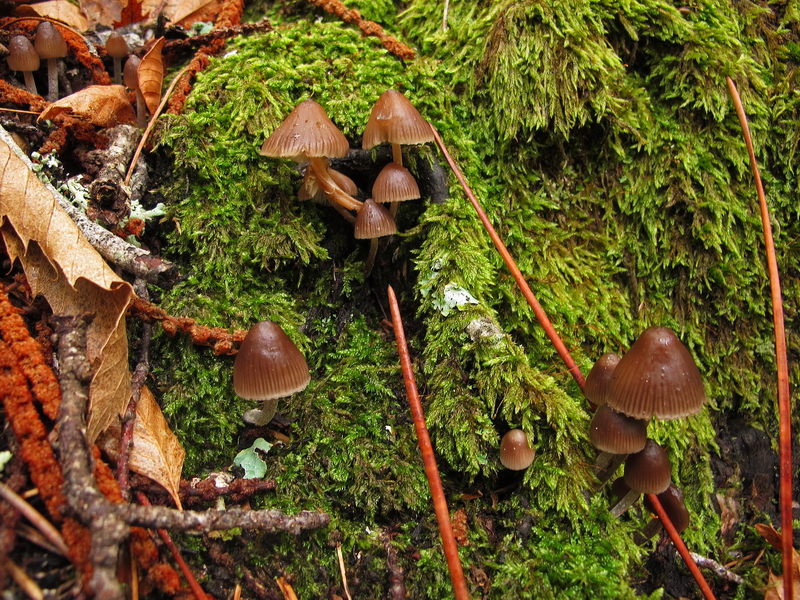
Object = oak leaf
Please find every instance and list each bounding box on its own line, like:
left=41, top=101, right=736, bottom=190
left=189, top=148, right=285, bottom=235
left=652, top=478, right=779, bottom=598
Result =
left=39, top=85, right=136, bottom=128
left=22, top=1, right=89, bottom=30
left=138, top=38, right=165, bottom=115
left=0, top=126, right=132, bottom=443
left=165, top=0, right=221, bottom=27
left=100, top=386, right=185, bottom=508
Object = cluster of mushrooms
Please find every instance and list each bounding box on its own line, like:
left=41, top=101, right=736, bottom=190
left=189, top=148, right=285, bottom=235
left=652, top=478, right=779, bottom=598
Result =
left=259, top=90, right=434, bottom=273
left=499, top=326, right=706, bottom=539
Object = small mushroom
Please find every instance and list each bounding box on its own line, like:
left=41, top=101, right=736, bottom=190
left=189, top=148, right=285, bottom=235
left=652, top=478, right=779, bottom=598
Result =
left=636, top=483, right=690, bottom=543
left=123, top=55, right=147, bottom=128
left=583, top=352, right=620, bottom=407
left=105, top=32, right=129, bottom=86
left=606, top=326, right=707, bottom=421
left=233, top=321, right=311, bottom=426
left=499, top=429, right=535, bottom=470
left=372, top=161, right=421, bottom=219
left=623, top=439, right=672, bottom=495
left=354, top=198, right=396, bottom=274
left=7, top=35, right=40, bottom=96
left=589, top=404, right=648, bottom=455
left=34, top=22, right=67, bottom=102
left=299, top=162, right=358, bottom=206
left=362, top=89, right=434, bottom=166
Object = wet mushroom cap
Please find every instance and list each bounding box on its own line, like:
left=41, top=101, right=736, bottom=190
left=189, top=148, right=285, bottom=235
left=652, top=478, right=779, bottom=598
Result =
left=589, top=404, right=648, bottom=455
left=644, top=482, right=690, bottom=533
left=362, top=89, right=434, bottom=148
left=606, top=326, right=707, bottom=420
left=260, top=99, right=350, bottom=161
left=34, top=22, right=67, bottom=59
left=499, top=429, right=535, bottom=470
left=623, top=439, right=672, bottom=494
left=233, top=321, right=311, bottom=400
left=7, top=36, right=40, bottom=72
left=105, top=32, right=129, bottom=58
left=123, top=56, right=141, bottom=90
left=354, top=199, right=396, bottom=239
left=583, top=352, right=620, bottom=406
left=372, top=162, right=421, bottom=203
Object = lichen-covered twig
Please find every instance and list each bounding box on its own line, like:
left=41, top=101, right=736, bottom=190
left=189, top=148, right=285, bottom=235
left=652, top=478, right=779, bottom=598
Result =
left=88, top=124, right=142, bottom=227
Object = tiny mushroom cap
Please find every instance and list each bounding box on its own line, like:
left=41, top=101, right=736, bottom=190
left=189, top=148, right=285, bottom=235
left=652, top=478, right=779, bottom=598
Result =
left=260, top=99, right=349, bottom=162
left=7, top=35, right=40, bottom=72
left=606, top=326, right=707, bottom=421
left=623, top=439, right=672, bottom=495
left=34, top=22, right=67, bottom=59
left=644, top=483, right=690, bottom=533
left=105, top=32, right=129, bottom=58
left=123, top=55, right=141, bottom=90
left=233, top=321, right=311, bottom=401
left=354, top=199, right=396, bottom=239
left=499, top=429, right=535, bottom=470
left=589, top=404, right=648, bottom=455
left=362, top=89, right=434, bottom=149
left=372, top=162, right=421, bottom=203
left=583, top=352, right=620, bottom=406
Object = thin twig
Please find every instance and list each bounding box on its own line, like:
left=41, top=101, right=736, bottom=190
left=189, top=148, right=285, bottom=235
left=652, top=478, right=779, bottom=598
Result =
left=0, top=481, right=68, bottom=556
left=725, top=76, right=793, bottom=600
left=387, top=286, right=470, bottom=600
left=429, top=124, right=586, bottom=390
left=336, top=542, right=353, bottom=600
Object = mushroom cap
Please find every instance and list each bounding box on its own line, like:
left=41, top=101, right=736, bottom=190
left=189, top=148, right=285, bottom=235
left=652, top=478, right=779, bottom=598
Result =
left=260, top=99, right=350, bottom=161
left=606, top=327, right=707, bottom=420
left=123, top=56, right=140, bottom=90
left=105, top=32, right=129, bottom=59
left=499, top=429, right=535, bottom=470
left=7, top=36, right=40, bottom=72
left=34, top=22, right=67, bottom=60
left=372, top=162, right=421, bottom=203
left=354, top=199, right=396, bottom=239
left=233, top=321, right=311, bottom=401
left=644, top=483, right=690, bottom=533
left=362, top=89, right=434, bottom=149
left=589, top=404, right=648, bottom=455
left=583, top=352, right=620, bottom=406
left=623, top=439, right=672, bottom=494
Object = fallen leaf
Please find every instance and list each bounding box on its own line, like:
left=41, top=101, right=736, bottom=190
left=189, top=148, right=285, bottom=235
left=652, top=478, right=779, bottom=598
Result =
left=38, top=85, right=136, bottom=128
left=756, top=524, right=800, bottom=599
left=0, top=126, right=132, bottom=443
left=80, top=0, right=128, bottom=29
left=21, top=1, right=89, bottom=30
left=164, top=0, right=221, bottom=27
left=138, top=38, right=165, bottom=115
left=100, top=386, right=185, bottom=508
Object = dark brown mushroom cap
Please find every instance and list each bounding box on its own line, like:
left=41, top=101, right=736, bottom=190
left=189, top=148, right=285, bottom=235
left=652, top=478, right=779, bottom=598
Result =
left=260, top=99, right=349, bottom=161
left=362, top=90, right=434, bottom=149
left=123, top=56, right=140, bottom=90
left=7, top=36, right=40, bottom=72
left=354, top=199, right=396, bottom=239
left=644, top=483, right=690, bottom=533
left=499, top=429, right=535, bottom=470
left=34, top=22, right=67, bottom=59
left=623, top=439, right=672, bottom=494
left=583, top=352, right=620, bottom=406
left=105, top=32, right=129, bottom=58
left=372, top=162, right=420, bottom=203
left=233, top=321, right=311, bottom=401
left=606, top=326, right=707, bottom=420
left=589, top=404, right=648, bottom=454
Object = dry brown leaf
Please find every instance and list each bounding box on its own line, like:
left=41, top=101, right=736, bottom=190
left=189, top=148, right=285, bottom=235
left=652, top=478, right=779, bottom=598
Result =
left=756, top=524, right=800, bottom=599
left=100, top=386, right=185, bottom=508
left=138, top=38, right=165, bottom=115
left=39, top=86, right=136, bottom=128
left=165, top=0, right=221, bottom=27
left=0, top=127, right=132, bottom=442
left=80, top=0, right=127, bottom=29
left=22, top=1, right=89, bottom=30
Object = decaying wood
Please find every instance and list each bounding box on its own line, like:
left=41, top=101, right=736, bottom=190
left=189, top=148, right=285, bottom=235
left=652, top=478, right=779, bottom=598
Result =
left=88, top=124, right=141, bottom=227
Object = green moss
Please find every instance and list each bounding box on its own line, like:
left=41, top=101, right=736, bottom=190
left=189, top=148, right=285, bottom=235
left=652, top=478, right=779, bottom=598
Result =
left=149, top=1, right=800, bottom=597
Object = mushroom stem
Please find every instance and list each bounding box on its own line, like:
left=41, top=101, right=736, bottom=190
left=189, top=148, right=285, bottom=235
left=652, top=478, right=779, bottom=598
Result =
left=46, top=57, right=58, bottom=102
left=243, top=399, right=279, bottom=427
left=309, top=157, right=362, bottom=211
left=364, top=239, right=379, bottom=275
left=609, top=488, right=640, bottom=517
left=22, top=71, right=37, bottom=96
left=135, top=88, right=147, bottom=128
left=113, top=57, right=122, bottom=85
left=633, top=518, right=664, bottom=545
left=391, top=142, right=403, bottom=166
left=593, top=452, right=627, bottom=488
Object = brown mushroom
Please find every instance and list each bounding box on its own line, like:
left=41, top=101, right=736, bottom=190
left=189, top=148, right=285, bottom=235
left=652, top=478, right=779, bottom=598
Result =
left=606, top=327, right=707, bottom=420
left=636, top=482, right=690, bottom=542
left=362, top=89, right=434, bottom=166
left=589, top=404, right=648, bottom=455
left=7, top=35, right=40, bottom=96
left=623, top=439, right=672, bottom=495
left=261, top=99, right=363, bottom=217
left=583, top=352, right=620, bottom=407
left=233, top=321, right=311, bottom=426
left=372, top=161, right=421, bottom=218
left=499, top=429, right=535, bottom=470
left=105, top=32, right=129, bottom=86
left=123, top=55, right=146, bottom=128
left=34, top=22, right=67, bottom=102
left=354, top=198, right=396, bottom=274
